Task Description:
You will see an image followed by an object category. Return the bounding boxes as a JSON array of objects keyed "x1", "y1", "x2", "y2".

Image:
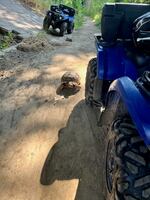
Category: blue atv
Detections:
[
  {"x1": 85, "y1": 3, "x2": 150, "y2": 199},
  {"x1": 43, "y1": 4, "x2": 75, "y2": 36}
]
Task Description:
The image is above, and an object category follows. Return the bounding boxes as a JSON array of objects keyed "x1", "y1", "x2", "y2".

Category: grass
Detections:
[{"x1": 0, "y1": 32, "x2": 14, "y2": 50}]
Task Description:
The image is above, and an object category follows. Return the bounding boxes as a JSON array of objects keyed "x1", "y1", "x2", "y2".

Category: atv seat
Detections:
[
  {"x1": 50, "y1": 5, "x2": 59, "y2": 12},
  {"x1": 101, "y1": 3, "x2": 150, "y2": 43},
  {"x1": 59, "y1": 4, "x2": 75, "y2": 17}
]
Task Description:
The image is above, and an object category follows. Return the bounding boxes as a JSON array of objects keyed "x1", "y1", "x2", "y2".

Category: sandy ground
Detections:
[{"x1": 0, "y1": 15, "x2": 106, "y2": 200}]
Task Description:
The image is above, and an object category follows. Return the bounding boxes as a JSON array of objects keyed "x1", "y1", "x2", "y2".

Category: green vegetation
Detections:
[
  {"x1": 0, "y1": 32, "x2": 14, "y2": 50},
  {"x1": 85, "y1": 0, "x2": 113, "y2": 25},
  {"x1": 85, "y1": 0, "x2": 149, "y2": 25},
  {"x1": 23, "y1": 0, "x2": 150, "y2": 28},
  {"x1": 115, "y1": 0, "x2": 149, "y2": 2}
]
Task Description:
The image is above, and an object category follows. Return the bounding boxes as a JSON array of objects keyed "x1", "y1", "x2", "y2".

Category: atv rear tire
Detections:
[
  {"x1": 43, "y1": 16, "x2": 51, "y2": 31},
  {"x1": 105, "y1": 117, "x2": 150, "y2": 200},
  {"x1": 85, "y1": 58, "x2": 97, "y2": 105},
  {"x1": 59, "y1": 22, "x2": 67, "y2": 36},
  {"x1": 67, "y1": 22, "x2": 74, "y2": 34}
]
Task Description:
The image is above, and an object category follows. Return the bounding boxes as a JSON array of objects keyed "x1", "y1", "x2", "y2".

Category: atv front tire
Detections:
[
  {"x1": 67, "y1": 22, "x2": 74, "y2": 34},
  {"x1": 105, "y1": 117, "x2": 150, "y2": 200},
  {"x1": 85, "y1": 58, "x2": 97, "y2": 105},
  {"x1": 59, "y1": 22, "x2": 67, "y2": 36},
  {"x1": 43, "y1": 16, "x2": 51, "y2": 31}
]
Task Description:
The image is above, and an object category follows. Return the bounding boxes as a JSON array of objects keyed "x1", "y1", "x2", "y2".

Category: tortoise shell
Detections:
[{"x1": 61, "y1": 72, "x2": 81, "y2": 85}]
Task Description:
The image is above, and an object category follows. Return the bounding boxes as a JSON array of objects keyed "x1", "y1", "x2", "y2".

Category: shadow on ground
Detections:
[
  {"x1": 56, "y1": 85, "x2": 81, "y2": 98},
  {"x1": 40, "y1": 100, "x2": 105, "y2": 200}
]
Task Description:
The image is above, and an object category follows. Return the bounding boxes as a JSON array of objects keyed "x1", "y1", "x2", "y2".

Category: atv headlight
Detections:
[{"x1": 59, "y1": 16, "x2": 63, "y2": 20}]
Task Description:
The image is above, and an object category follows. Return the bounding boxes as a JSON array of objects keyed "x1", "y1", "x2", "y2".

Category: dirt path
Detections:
[
  {"x1": 0, "y1": 18, "x2": 105, "y2": 200},
  {"x1": 0, "y1": 0, "x2": 42, "y2": 37}
]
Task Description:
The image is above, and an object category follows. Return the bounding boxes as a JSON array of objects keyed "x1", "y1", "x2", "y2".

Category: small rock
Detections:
[
  {"x1": 14, "y1": 35, "x2": 23, "y2": 42},
  {"x1": 0, "y1": 27, "x2": 9, "y2": 35},
  {"x1": 12, "y1": 30, "x2": 20, "y2": 35},
  {"x1": 66, "y1": 37, "x2": 72, "y2": 42}
]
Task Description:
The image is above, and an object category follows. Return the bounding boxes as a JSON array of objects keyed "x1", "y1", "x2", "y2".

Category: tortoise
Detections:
[{"x1": 56, "y1": 71, "x2": 81, "y2": 97}]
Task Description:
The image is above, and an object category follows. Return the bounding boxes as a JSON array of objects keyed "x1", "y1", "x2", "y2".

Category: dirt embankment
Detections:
[{"x1": 0, "y1": 18, "x2": 105, "y2": 200}]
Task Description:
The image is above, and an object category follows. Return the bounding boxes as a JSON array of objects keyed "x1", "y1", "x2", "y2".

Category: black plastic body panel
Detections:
[{"x1": 101, "y1": 3, "x2": 150, "y2": 42}]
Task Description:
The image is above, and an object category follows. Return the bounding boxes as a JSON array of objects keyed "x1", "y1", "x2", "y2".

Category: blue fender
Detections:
[
  {"x1": 61, "y1": 13, "x2": 74, "y2": 22},
  {"x1": 96, "y1": 42, "x2": 138, "y2": 81},
  {"x1": 68, "y1": 16, "x2": 74, "y2": 22},
  {"x1": 109, "y1": 77, "x2": 150, "y2": 146}
]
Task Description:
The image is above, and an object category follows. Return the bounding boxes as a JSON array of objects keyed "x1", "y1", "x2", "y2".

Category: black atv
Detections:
[{"x1": 43, "y1": 4, "x2": 75, "y2": 36}]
